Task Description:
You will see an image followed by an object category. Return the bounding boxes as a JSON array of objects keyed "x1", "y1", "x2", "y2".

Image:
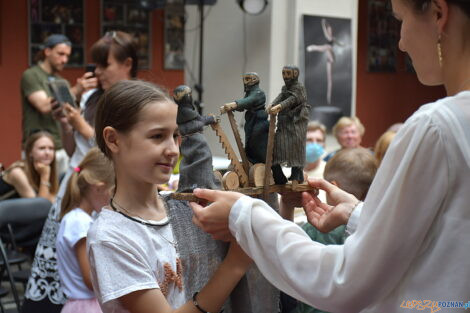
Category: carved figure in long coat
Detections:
[
  {"x1": 174, "y1": 85, "x2": 220, "y2": 192},
  {"x1": 267, "y1": 66, "x2": 310, "y2": 184},
  {"x1": 221, "y1": 72, "x2": 269, "y2": 164}
]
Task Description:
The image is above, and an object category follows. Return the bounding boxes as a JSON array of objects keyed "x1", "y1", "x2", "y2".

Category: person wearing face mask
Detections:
[
  {"x1": 191, "y1": 0, "x2": 470, "y2": 311},
  {"x1": 267, "y1": 66, "x2": 310, "y2": 184},
  {"x1": 304, "y1": 121, "x2": 327, "y2": 179},
  {"x1": 221, "y1": 72, "x2": 269, "y2": 165},
  {"x1": 279, "y1": 121, "x2": 327, "y2": 224},
  {"x1": 323, "y1": 116, "x2": 365, "y2": 162}
]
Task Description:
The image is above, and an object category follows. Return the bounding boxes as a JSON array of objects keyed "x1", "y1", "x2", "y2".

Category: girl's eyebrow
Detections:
[{"x1": 147, "y1": 126, "x2": 179, "y2": 133}]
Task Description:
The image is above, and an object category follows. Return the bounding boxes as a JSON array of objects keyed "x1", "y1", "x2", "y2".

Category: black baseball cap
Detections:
[{"x1": 43, "y1": 34, "x2": 72, "y2": 49}]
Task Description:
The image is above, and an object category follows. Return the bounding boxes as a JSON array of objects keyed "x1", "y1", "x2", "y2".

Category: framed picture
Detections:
[
  {"x1": 101, "y1": 0, "x2": 152, "y2": 69},
  {"x1": 367, "y1": 0, "x2": 400, "y2": 72},
  {"x1": 28, "y1": 0, "x2": 85, "y2": 67},
  {"x1": 164, "y1": 2, "x2": 184, "y2": 70},
  {"x1": 304, "y1": 15, "x2": 353, "y2": 118}
]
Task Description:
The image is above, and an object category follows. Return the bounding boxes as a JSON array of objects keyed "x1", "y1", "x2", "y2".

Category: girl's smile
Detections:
[{"x1": 114, "y1": 100, "x2": 180, "y2": 186}]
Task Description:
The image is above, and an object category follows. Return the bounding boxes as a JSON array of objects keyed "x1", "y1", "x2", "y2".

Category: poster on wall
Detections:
[
  {"x1": 367, "y1": 0, "x2": 400, "y2": 72},
  {"x1": 29, "y1": 0, "x2": 85, "y2": 67},
  {"x1": 303, "y1": 15, "x2": 352, "y2": 126},
  {"x1": 101, "y1": 0, "x2": 152, "y2": 69}
]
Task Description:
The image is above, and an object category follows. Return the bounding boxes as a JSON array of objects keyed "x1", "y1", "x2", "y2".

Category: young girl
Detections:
[
  {"x1": 23, "y1": 30, "x2": 140, "y2": 313},
  {"x1": 89, "y1": 80, "x2": 252, "y2": 313},
  {"x1": 56, "y1": 148, "x2": 114, "y2": 313},
  {"x1": 0, "y1": 131, "x2": 58, "y2": 201}
]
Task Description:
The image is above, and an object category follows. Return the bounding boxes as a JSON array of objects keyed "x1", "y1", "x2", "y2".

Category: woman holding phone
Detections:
[{"x1": 22, "y1": 31, "x2": 139, "y2": 313}]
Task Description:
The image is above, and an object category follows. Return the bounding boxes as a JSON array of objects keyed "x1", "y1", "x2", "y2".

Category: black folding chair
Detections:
[
  {"x1": 0, "y1": 238, "x2": 21, "y2": 312},
  {"x1": 0, "y1": 198, "x2": 51, "y2": 254},
  {"x1": 0, "y1": 197, "x2": 51, "y2": 311}
]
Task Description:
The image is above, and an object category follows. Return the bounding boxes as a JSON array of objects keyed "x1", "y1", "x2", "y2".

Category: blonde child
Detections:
[
  {"x1": 56, "y1": 148, "x2": 114, "y2": 313},
  {"x1": 89, "y1": 80, "x2": 252, "y2": 313}
]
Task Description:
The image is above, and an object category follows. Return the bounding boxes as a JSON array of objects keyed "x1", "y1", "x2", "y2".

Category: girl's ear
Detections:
[
  {"x1": 103, "y1": 126, "x2": 120, "y2": 154},
  {"x1": 433, "y1": 0, "x2": 449, "y2": 34},
  {"x1": 124, "y1": 57, "x2": 132, "y2": 71}
]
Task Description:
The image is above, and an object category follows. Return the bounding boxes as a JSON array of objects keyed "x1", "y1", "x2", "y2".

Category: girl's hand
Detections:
[
  {"x1": 34, "y1": 162, "x2": 51, "y2": 180},
  {"x1": 190, "y1": 188, "x2": 244, "y2": 241}
]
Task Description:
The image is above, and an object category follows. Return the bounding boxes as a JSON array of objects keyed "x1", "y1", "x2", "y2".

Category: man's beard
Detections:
[{"x1": 50, "y1": 63, "x2": 63, "y2": 73}]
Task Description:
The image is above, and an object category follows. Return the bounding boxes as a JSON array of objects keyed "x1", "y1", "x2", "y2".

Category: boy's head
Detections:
[{"x1": 324, "y1": 147, "x2": 377, "y2": 201}]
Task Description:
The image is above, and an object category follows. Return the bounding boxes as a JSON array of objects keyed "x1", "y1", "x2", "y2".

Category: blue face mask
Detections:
[{"x1": 306, "y1": 142, "x2": 325, "y2": 163}]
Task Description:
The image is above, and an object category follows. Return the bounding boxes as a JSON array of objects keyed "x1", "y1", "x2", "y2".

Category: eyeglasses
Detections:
[{"x1": 105, "y1": 31, "x2": 125, "y2": 47}]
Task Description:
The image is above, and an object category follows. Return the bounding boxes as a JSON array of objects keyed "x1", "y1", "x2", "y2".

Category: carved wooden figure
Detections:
[
  {"x1": 174, "y1": 85, "x2": 221, "y2": 192},
  {"x1": 221, "y1": 72, "x2": 269, "y2": 165},
  {"x1": 267, "y1": 65, "x2": 310, "y2": 184}
]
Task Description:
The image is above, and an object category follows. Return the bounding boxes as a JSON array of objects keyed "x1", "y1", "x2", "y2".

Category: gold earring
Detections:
[{"x1": 437, "y1": 34, "x2": 443, "y2": 67}]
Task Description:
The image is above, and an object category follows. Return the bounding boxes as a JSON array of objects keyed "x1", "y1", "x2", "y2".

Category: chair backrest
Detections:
[{"x1": 0, "y1": 198, "x2": 51, "y2": 249}]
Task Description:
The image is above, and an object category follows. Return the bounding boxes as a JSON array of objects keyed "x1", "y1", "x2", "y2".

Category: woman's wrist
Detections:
[
  {"x1": 342, "y1": 201, "x2": 361, "y2": 223},
  {"x1": 40, "y1": 172, "x2": 51, "y2": 182},
  {"x1": 40, "y1": 180, "x2": 51, "y2": 188}
]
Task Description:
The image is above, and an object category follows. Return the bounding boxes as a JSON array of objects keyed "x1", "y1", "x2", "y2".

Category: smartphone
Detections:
[
  {"x1": 85, "y1": 64, "x2": 96, "y2": 76},
  {"x1": 49, "y1": 79, "x2": 77, "y2": 108}
]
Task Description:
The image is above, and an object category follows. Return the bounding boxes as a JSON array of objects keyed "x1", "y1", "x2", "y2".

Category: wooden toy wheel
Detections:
[
  {"x1": 222, "y1": 171, "x2": 240, "y2": 190},
  {"x1": 249, "y1": 163, "x2": 273, "y2": 187},
  {"x1": 213, "y1": 170, "x2": 223, "y2": 187}
]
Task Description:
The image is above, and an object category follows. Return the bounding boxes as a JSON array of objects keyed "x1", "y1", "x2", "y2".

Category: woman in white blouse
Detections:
[{"x1": 191, "y1": 0, "x2": 470, "y2": 312}]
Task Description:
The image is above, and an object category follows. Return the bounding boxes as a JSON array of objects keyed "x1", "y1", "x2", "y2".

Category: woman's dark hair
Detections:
[
  {"x1": 94, "y1": 80, "x2": 172, "y2": 158},
  {"x1": 91, "y1": 31, "x2": 139, "y2": 78},
  {"x1": 406, "y1": 0, "x2": 470, "y2": 17}
]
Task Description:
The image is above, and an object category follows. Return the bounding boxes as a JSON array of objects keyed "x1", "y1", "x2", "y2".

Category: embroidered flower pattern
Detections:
[{"x1": 159, "y1": 258, "x2": 183, "y2": 297}]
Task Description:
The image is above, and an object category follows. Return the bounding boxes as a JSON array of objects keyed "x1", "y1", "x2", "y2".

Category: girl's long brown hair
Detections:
[
  {"x1": 23, "y1": 131, "x2": 59, "y2": 195},
  {"x1": 60, "y1": 148, "x2": 114, "y2": 220}
]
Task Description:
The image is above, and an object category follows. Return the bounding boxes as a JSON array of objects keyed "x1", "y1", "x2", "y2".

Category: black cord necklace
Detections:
[{"x1": 109, "y1": 197, "x2": 170, "y2": 227}]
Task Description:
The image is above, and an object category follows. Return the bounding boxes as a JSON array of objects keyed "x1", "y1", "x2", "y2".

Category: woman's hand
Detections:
[
  {"x1": 63, "y1": 103, "x2": 82, "y2": 128},
  {"x1": 34, "y1": 162, "x2": 51, "y2": 180},
  {"x1": 51, "y1": 103, "x2": 70, "y2": 125},
  {"x1": 190, "y1": 188, "x2": 244, "y2": 241},
  {"x1": 73, "y1": 72, "x2": 98, "y2": 97},
  {"x1": 63, "y1": 103, "x2": 94, "y2": 139},
  {"x1": 302, "y1": 178, "x2": 359, "y2": 233}
]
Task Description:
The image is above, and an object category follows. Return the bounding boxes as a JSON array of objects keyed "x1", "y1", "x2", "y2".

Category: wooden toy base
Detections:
[{"x1": 170, "y1": 182, "x2": 317, "y2": 202}]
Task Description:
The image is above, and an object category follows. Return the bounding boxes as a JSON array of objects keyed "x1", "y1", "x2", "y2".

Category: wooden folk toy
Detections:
[
  {"x1": 173, "y1": 85, "x2": 221, "y2": 193},
  {"x1": 267, "y1": 65, "x2": 310, "y2": 186},
  {"x1": 171, "y1": 68, "x2": 315, "y2": 202},
  {"x1": 221, "y1": 72, "x2": 269, "y2": 166}
]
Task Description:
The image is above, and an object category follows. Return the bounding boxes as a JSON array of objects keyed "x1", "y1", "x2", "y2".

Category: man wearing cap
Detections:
[{"x1": 20, "y1": 34, "x2": 94, "y2": 174}]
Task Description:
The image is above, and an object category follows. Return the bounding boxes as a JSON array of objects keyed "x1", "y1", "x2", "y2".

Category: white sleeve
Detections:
[
  {"x1": 88, "y1": 241, "x2": 159, "y2": 304},
  {"x1": 228, "y1": 114, "x2": 448, "y2": 312},
  {"x1": 345, "y1": 202, "x2": 362, "y2": 237},
  {"x1": 62, "y1": 213, "x2": 92, "y2": 248}
]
